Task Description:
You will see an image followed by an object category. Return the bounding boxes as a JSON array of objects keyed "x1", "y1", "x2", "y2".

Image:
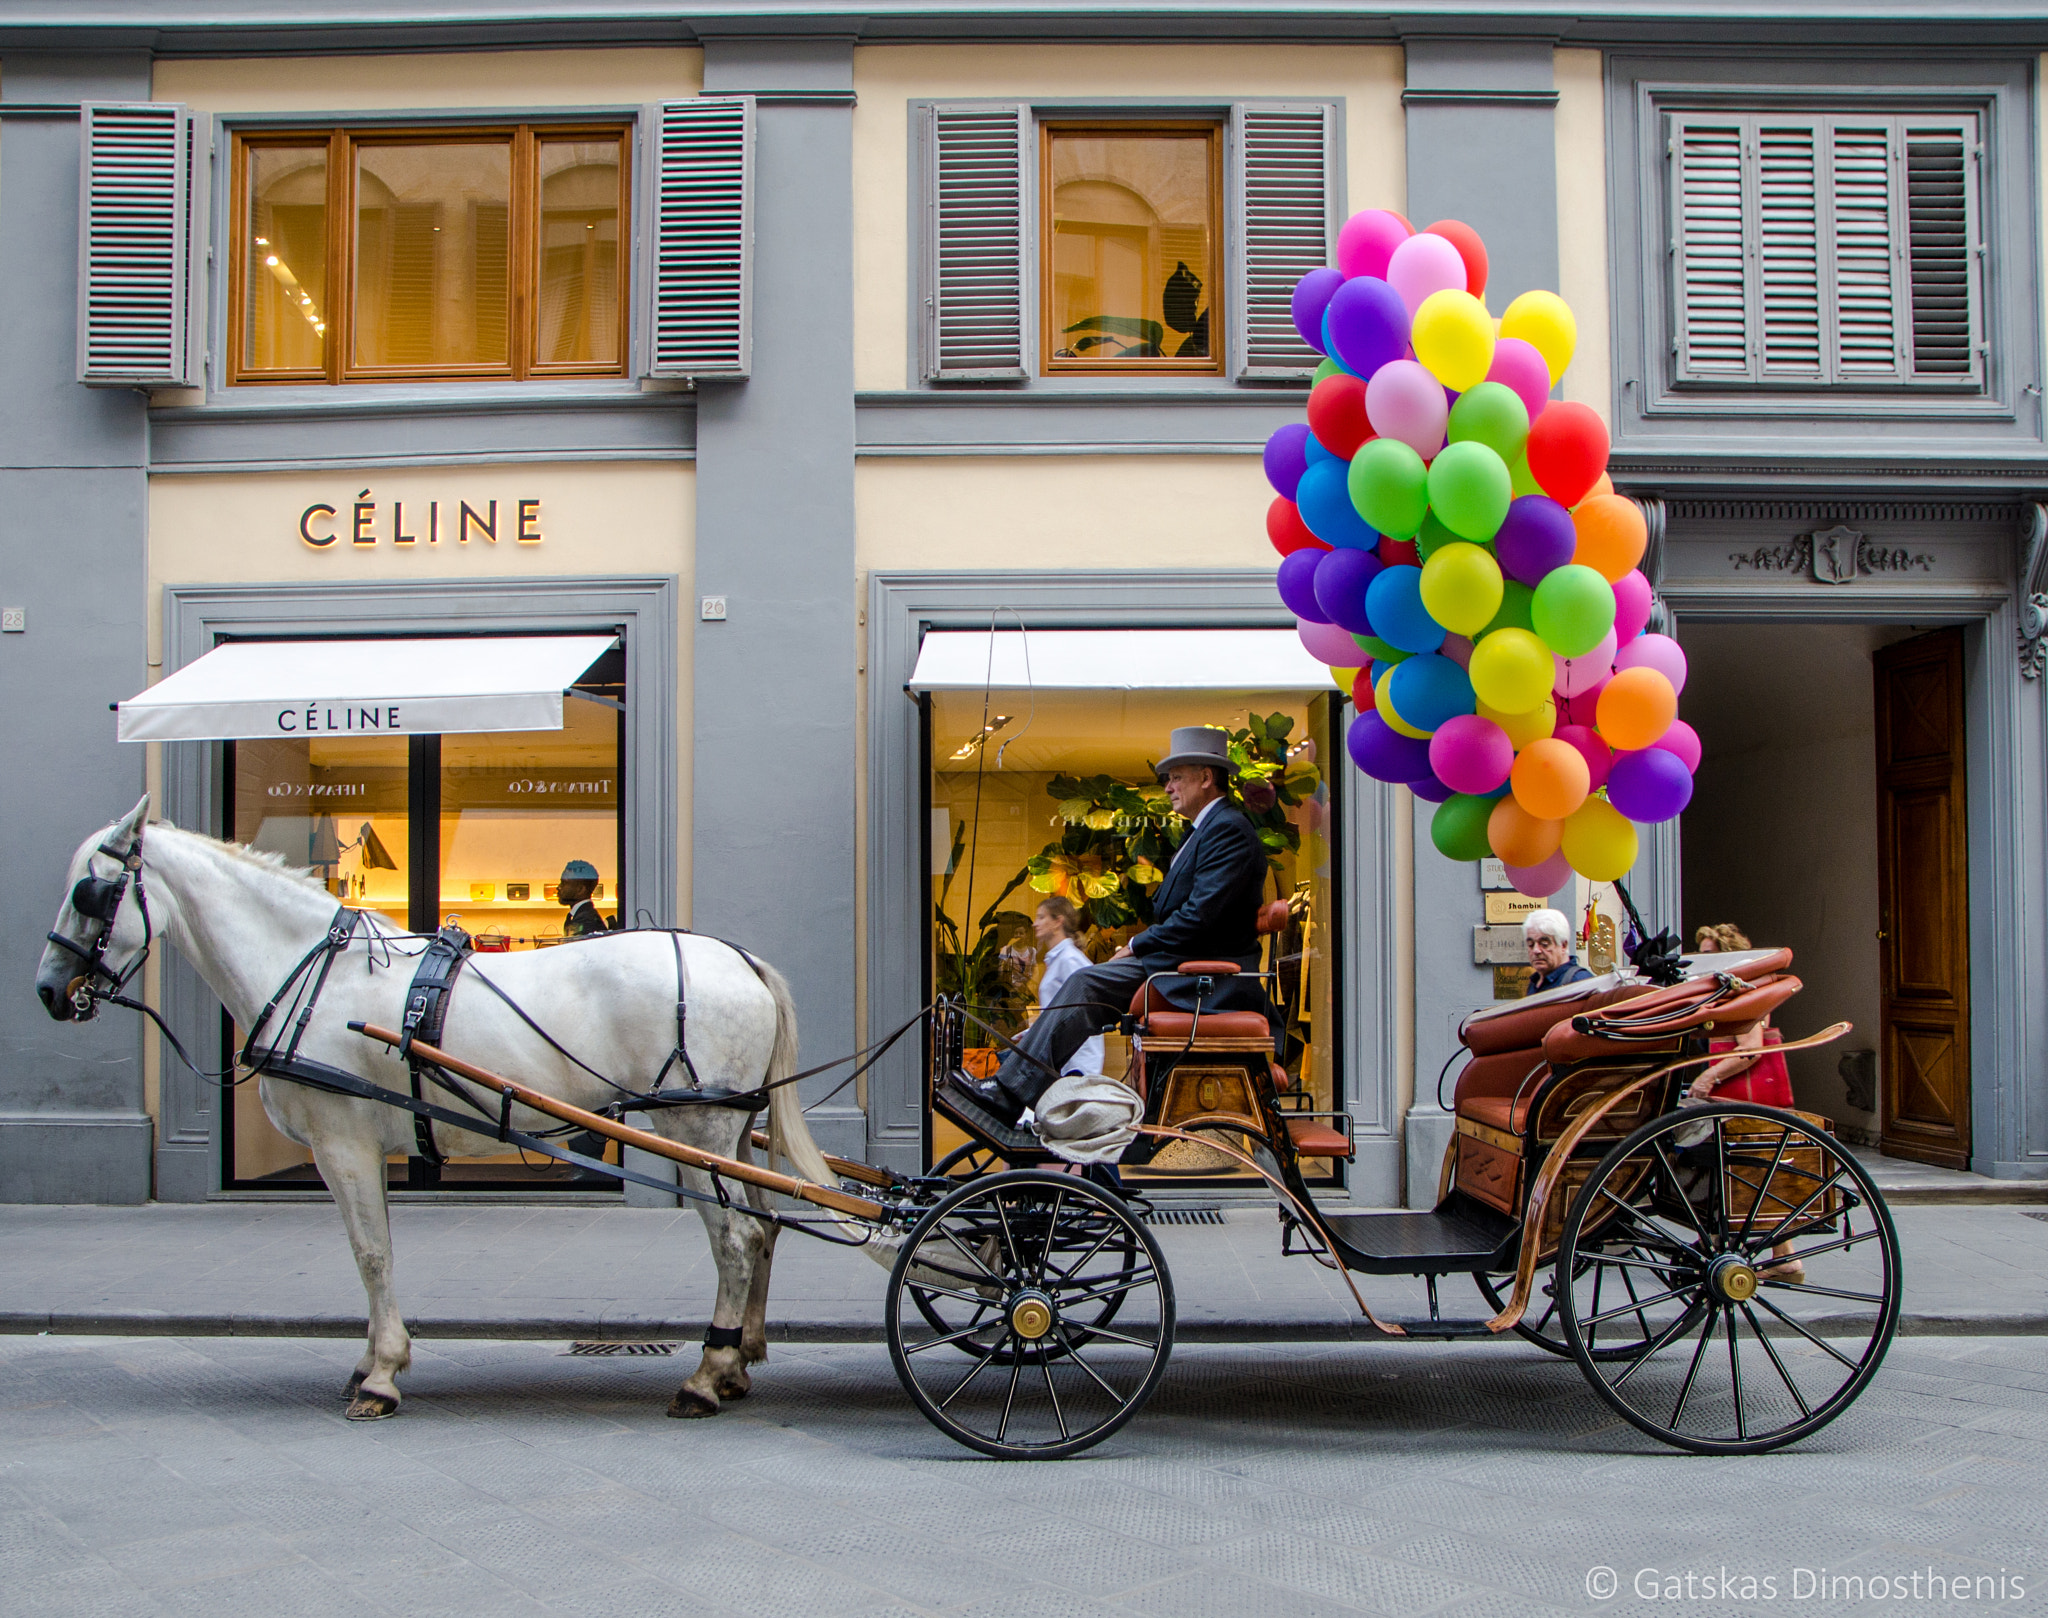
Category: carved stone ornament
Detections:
[
  {"x1": 2021, "y1": 503, "x2": 2048, "y2": 681},
  {"x1": 1728, "y1": 527, "x2": 1934, "y2": 583}
]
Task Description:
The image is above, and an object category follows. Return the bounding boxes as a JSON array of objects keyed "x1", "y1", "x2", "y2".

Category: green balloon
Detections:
[
  {"x1": 1447, "y1": 381, "x2": 1531, "y2": 462},
  {"x1": 1413, "y1": 509, "x2": 1459, "y2": 561},
  {"x1": 1432, "y1": 793, "x2": 1497, "y2": 862},
  {"x1": 1352, "y1": 634, "x2": 1408, "y2": 664},
  {"x1": 1508, "y1": 447, "x2": 1543, "y2": 499},
  {"x1": 1348, "y1": 437, "x2": 1429, "y2": 538},
  {"x1": 1426, "y1": 440, "x2": 1512, "y2": 542},
  {"x1": 1313, "y1": 356, "x2": 1344, "y2": 385},
  {"x1": 1531, "y1": 563, "x2": 1618, "y2": 658},
  {"x1": 1481, "y1": 577, "x2": 1535, "y2": 636}
]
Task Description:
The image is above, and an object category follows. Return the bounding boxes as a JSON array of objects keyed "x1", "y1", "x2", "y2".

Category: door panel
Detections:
[{"x1": 1873, "y1": 627, "x2": 1970, "y2": 1169}]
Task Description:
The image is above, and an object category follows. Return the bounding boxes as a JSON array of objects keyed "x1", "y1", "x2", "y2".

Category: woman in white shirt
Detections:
[{"x1": 1033, "y1": 896, "x2": 1105, "y2": 1078}]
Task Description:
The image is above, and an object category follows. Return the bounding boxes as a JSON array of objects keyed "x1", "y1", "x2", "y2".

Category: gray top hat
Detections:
[
  {"x1": 1155, "y1": 726, "x2": 1239, "y2": 780},
  {"x1": 560, "y1": 859, "x2": 600, "y2": 882}
]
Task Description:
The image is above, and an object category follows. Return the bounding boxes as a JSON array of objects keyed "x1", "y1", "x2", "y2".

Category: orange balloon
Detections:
[
  {"x1": 1488, "y1": 795, "x2": 1564, "y2": 867},
  {"x1": 1585, "y1": 471, "x2": 1614, "y2": 501},
  {"x1": 1571, "y1": 494, "x2": 1648, "y2": 583},
  {"x1": 1510, "y1": 736, "x2": 1592, "y2": 820},
  {"x1": 1597, "y1": 666, "x2": 1679, "y2": 750}
]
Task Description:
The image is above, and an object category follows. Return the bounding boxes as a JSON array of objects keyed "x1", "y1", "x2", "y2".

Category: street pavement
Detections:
[{"x1": 0, "y1": 1331, "x2": 2041, "y2": 1617}]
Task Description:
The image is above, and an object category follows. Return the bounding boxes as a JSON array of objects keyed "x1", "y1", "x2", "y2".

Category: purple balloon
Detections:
[
  {"x1": 1264, "y1": 423, "x2": 1312, "y2": 501},
  {"x1": 1407, "y1": 772, "x2": 1455, "y2": 803},
  {"x1": 1494, "y1": 495, "x2": 1578, "y2": 586},
  {"x1": 1277, "y1": 548, "x2": 1330, "y2": 623},
  {"x1": 1606, "y1": 746, "x2": 1695, "y2": 824},
  {"x1": 1312, "y1": 545, "x2": 1382, "y2": 635},
  {"x1": 1347, "y1": 711, "x2": 1432, "y2": 785},
  {"x1": 1324, "y1": 276, "x2": 1411, "y2": 380},
  {"x1": 1291, "y1": 267, "x2": 1346, "y2": 353}
]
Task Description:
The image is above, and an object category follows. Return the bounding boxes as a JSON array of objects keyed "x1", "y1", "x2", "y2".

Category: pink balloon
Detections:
[
  {"x1": 1337, "y1": 209, "x2": 1412, "y2": 280},
  {"x1": 1298, "y1": 617, "x2": 1367, "y2": 666},
  {"x1": 1428, "y1": 713, "x2": 1514, "y2": 795},
  {"x1": 1553, "y1": 627, "x2": 1617, "y2": 697},
  {"x1": 1614, "y1": 631, "x2": 1688, "y2": 694},
  {"x1": 1364, "y1": 359, "x2": 1450, "y2": 457},
  {"x1": 1612, "y1": 569, "x2": 1654, "y2": 642},
  {"x1": 1486, "y1": 337, "x2": 1551, "y2": 422},
  {"x1": 1652, "y1": 718, "x2": 1702, "y2": 773},
  {"x1": 1554, "y1": 723, "x2": 1614, "y2": 792},
  {"x1": 1505, "y1": 847, "x2": 1572, "y2": 900},
  {"x1": 1385, "y1": 231, "x2": 1468, "y2": 316},
  {"x1": 1554, "y1": 675, "x2": 1609, "y2": 729}
]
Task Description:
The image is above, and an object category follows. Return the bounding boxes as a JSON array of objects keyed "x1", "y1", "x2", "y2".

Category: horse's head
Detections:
[{"x1": 36, "y1": 795, "x2": 153, "y2": 1022}]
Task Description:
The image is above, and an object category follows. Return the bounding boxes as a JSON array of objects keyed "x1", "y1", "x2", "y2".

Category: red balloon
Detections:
[
  {"x1": 1423, "y1": 218, "x2": 1488, "y2": 297},
  {"x1": 1306, "y1": 373, "x2": 1375, "y2": 458},
  {"x1": 1351, "y1": 667, "x2": 1377, "y2": 714},
  {"x1": 1378, "y1": 535, "x2": 1420, "y2": 568},
  {"x1": 1268, "y1": 496, "x2": 1328, "y2": 557},
  {"x1": 1525, "y1": 401, "x2": 1610, "y2": 508}
]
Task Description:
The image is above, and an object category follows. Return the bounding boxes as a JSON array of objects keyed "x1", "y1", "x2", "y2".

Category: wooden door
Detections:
[{"x1": 1873, "y1": 627, "x2": 1971, "y2": 1169}]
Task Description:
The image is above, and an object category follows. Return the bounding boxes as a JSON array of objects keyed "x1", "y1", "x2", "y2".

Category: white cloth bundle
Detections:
[{"x1": 1032, "y1": 1074, "x2": 1144, "y2": 1164}]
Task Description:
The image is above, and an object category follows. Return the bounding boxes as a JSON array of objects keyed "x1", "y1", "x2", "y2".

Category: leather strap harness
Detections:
[{"x1": 398, "y1": 922, "x2": 473, "y2": 1166}]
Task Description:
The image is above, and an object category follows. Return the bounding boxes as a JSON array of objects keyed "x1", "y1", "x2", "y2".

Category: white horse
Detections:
[{"x1": 35, "y1": 797, "x2": 847, "y2": 1422}]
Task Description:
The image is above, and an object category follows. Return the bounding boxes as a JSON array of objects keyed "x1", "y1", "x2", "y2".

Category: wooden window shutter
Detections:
[
  {"x1": 926, "y1": 103, "x2": 1027, "y2": 380},
  {"x1": 1756, "y1": 120, "x2": 1823, "y2": 377},
  {"x1": 644, "y1": 97, "x2": 753, "y2": 379},
  {"x1": 1670, "y1": 115, "x2": 1753, "y2": 381},
  {"x1": 1902, "y1": 121, "x2": 1977, "y2": 380},
  {"x1": 1230, "y1": 101, "x2": 1337, "y2": 382},
  {"x1": 77, "y1": 102, "x2": 196, "y2": 387},
  {"x1": 1826, "y1": 122, "x2": 1903, "y2": 379}
]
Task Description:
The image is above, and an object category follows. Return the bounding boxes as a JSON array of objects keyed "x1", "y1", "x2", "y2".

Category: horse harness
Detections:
[{"x1": 397, "y1": 923, "x2": 472, "y2": 1166}]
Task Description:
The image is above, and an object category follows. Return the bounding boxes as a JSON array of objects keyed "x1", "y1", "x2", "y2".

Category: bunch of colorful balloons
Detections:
[{"x1": 1264, "y1": 210, "x2": 1695, "y2": 897}]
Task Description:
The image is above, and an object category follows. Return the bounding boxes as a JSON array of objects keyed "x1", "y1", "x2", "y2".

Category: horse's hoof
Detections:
[
  {"x1": 666, "y1": 1388, "x2": 719, "y2": 1419},
  {"x1": 341, "y1": 1370, "x2": 366, "y2": 1400},
  {"x1": 714, "y1": 1375, "x2": 751, "y2": 1401},
  {"x1": 345, "y1": 1391, "x2": 400, "y2": 1421}
]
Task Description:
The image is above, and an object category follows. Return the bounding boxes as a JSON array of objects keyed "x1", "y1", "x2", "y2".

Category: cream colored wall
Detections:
[
  {"x1": 1553, "y1": 48, "x2": 1612, "y2": 424},
  {"x1": 145, "y1": 462, "x2": 696, "y2": 924},
  {"x1": 851, "y1": 44, "x2": 1408, "y2": 391},
  {"x1": 154, "y1": 47, "x2": 702, "y2": 111}
]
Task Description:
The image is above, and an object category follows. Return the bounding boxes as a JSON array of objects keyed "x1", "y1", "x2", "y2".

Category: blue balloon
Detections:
[
  {"x1": 1303, "y1": 433, "x2": 1337, "y2": 466},
  {"x1": 1387, "y1": 652, "x2": 1477, "y2": 733},
  {"x1": 1276, "y1": 548, "x2": 1329, "y2": 623},
  {"x1": 1320, "y1": 308, "x2": 1361, "y2": 378},
  {"x1": 1364, "y1": 564, "x2": 1446, "y2": 654},
  {"x1": 1312, "y1": 545, "x2": 1382, "y2": 635},
  {"x1": 1294, "y1": 459, "x2": 1378, "y2": 550},
  {"x1": 1263, "y1": 423, "x2": 1312, "y2": 501}
]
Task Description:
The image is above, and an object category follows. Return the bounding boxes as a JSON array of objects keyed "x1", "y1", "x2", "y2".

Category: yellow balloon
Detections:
[
  {"x1": 1328, "y1": 665, "x2": 1361, "y2": 689},
  {"x1": 1561, "y1": 796, "x2": 1639, "y2": 881},
  {"x1": 1468, "y1": 626, "x2": 1553, "y2": 713},
  {"x1": 1419, "y1": 541, "x2": 1505, "y2": 638},
  {"x1": 1500, "y1": 290, "x2": 1578, "y2": 385},
  {"x1": 1477, "y1": 696, "x2": 1556, "y2": 751},
  {"x1": 1411, "y1": 289, "x2": 1496, "y2": 392},
  {"x1": 1376, "y1": 667, "x2": 1430, "y2": 739}
]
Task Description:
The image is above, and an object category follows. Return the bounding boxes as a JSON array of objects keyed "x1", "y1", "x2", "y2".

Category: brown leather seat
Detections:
[
  {"x1": 1138, "y1": 1010, "x2": 1271, "y2": 1039},
  {"x1": 1285, "y1": 1117, "x2": 1354, "y2": 1158},
  {"x1": 1543, "y1": 971, "x2": 1802, "y2": 1064},
  {"x1": 1459, "y1": 1094, "x2": 1533, "y2": 1134}
]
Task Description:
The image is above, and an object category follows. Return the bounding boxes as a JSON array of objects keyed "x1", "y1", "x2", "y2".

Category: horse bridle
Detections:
[{"x1": 46, "y1": 826, "x2": 152, "y2": 1018}]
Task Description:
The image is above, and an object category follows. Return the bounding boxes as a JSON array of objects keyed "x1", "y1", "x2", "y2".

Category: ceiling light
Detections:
[{"x1": 949, "y1": 716, "x2": 1013, "y2": 761}]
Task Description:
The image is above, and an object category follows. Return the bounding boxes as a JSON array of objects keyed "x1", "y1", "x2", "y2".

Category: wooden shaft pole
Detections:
[{"x1": 352, "y1": 1023, "x2": 886, "y2": 1221}]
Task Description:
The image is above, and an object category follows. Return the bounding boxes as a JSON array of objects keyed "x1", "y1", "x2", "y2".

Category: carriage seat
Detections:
[{"x1": 1128, "y1": 962, "x2": 1271, "y2": 1039}]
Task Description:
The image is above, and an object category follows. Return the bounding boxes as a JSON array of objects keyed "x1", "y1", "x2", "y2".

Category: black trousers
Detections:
[{"x1": 995, "y1": 957, "x2": 1151, "y2": 1109}]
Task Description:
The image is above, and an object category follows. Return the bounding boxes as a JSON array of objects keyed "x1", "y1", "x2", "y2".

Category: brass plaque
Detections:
[
  {"x1": 1492, "y1": 966, "x2": 1529, "y2": 1001},
  {"x1": 1484, "y1": 891, "x2": 1542, "y2": 925}
]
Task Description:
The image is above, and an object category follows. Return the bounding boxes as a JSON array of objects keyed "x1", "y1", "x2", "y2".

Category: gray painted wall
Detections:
[
  {"x1": 0, "y1": 58, "x2": 154, "y2": 1203},
  {"x1": 691, "y1": 39, "x2": 864, "y2": 1159}
]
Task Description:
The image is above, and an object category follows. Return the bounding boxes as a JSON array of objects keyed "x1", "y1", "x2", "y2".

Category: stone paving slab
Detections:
[
  {"x1": 0, "y1": 1333, "x2": 2041, "y2": 1617},
  {"x1": 0, "y1": 1200, "x2": 2041, "y2": 1341}
]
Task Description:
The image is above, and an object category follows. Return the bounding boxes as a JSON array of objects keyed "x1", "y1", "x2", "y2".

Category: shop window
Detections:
[
  {"x1": 232, "y1": 125, "x2": 627, "y2": 384},
  {"x1": 223, "y1": 651, "x2": 625, "y2": 1190},
  {"x1": 927, "y1": 691, "x2": 1340, "y2": 1182},
  {"x1": 1042, "y1": 124, "x2": 1221, "y2": 374}
]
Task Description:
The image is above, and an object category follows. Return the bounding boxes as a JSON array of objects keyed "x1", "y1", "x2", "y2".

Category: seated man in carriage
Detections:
[{"x1": 945, "y1": 726, "x2": 1272, "y2": 1129}]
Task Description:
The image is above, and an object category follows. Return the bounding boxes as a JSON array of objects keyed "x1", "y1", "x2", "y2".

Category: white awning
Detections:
[
  {"x1": 907, "y1": 629, "x2": 1335, "y2": 693},
  {"x1": 117, "y1": 636, "x2": 619, "y2": 743}
]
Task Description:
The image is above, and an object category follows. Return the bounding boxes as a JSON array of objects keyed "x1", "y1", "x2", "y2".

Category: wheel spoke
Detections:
[
  {"x1": 1754, "y1": 1162, "x2": 1849, "y2": 1248},
  {"x1": 1584, "y1": 1282, "x2": 1695, "y2": 1328},
  {"x1": 1579, "y1": 1247, "x2": 1696, "y2": 1275},
  {"x1": 992, "y1": 1193, "x2": 1023, "y2": 1276},
  {"x1": 1669, "y1": 1307, "x2": 1718, "y2": 1430},
  {"x1": 1048, "y1": 1218, "x2": 1121, "y2": 1285},
  {"x1": 1737, "y1": 1125, "x2": 1795, "y2": 1244},
  {"x1": 1711, "y1": 1120, "x2": 1731, "y2": 1248},
  {"x1": 935, "y1": 1224, "x2": 1006, "y2": 1287},
  {"x1": 1586, "y1": 1248, "x2": 1607, "y2": 1356},
  {"x1": 909, "y1": 1280, "x2": 999, "y2": 1309},
  {"x1": 1748, "y1": 1291, "x2": 1862, "y2": 1371},
  {"x1": 903, "y1": 1319, "x2": 1000, "y2": 1355},
  {"x1": 1610, "y1": 1305, "x2": 1708, "y2": 1391},
  {"x1": 1650, "y1": 1138, "x2": 1712, "y2": 1243},
  {"x1": 1049, "y1": 1324, "x2": 1126, "y2": 1402},
  {"x1": 1760, "y1": 1280, "x2": 1886, "y2": 1304},
  {"x1": 1750, "y1": 1228, "x2": 1884, "y2": 1268},
  {"x1": 1049, "y1": 1270, "x2": 1159, "y2": 1310},
  {"x1": 1592, "y1": 1187, "x2": 1697, "y2": 1255},
  {"x1": 994, "y1": 1351, "x2": 1024, "y2": 1441},
  {"x1": 1067, "y1": 1321, "x2": 1162, "y2": 1350},
  {"x1": 1618, "y1": 1256, "x2": 1654, "y2": 1346},
  {"x1": 1740, "y1": 1302, "x2": 1812, "y2": 1417},
  {"x1": 937, "y1": 1343, "x2": 1002, "y2": 1410},
  {"x1": 1039, "y1": 1356, "x2": 1070, "y2": 1442},
  {"x1": 1726, "y1": 1307, "x2": 1747, "y2": 1442},
  {"x1": 1037, "y1": 1187, "x2": 1066, "y2": 1283}
]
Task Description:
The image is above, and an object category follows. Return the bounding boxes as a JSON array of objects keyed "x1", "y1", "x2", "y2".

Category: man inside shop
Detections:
[
  {"x1": 944, "y1": 726, "x2": 1269, "y2": 1129},
  {"x1": 559, "y1": 859, "x2": 617, "y2": 938}
]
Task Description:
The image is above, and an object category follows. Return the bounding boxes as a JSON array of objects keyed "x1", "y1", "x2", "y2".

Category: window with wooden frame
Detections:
[
  {"x1": 1041, "y1": 122, "x2": 1223, "y2": 375},
  {"x1": 1668, "y1": 108, "x2": 1982, "y2": 391},
  {"x1": 231, "y1": 124, "x2": 629, "y2": 385}
]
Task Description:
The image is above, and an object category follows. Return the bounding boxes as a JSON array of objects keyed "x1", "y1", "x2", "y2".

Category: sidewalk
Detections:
[{"x1": 2, "y1": 1196, "x2": 2042, "y2": 1341}]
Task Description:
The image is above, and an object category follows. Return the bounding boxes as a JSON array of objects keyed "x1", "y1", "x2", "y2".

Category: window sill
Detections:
[
  {"x1": 882, "y1": 377, "x2": 1307, "y2": 403},
  {"x1": 157, "y1": 378, "x2": 683, "y2": 421}
]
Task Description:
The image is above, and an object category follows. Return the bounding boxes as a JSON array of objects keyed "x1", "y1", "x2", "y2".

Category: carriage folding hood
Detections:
[{"x1": 113, "y1": 636, "x2": 620, "y2": 741}]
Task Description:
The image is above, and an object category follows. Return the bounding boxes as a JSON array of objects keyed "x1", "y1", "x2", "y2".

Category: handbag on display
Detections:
[{"x1": 1706, "y1": 1026, "x2": 1794, "y2": 1107}]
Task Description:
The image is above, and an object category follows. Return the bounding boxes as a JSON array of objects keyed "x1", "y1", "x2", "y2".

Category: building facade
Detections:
[{"x1": 2, "y1": 1, "x2": 2043, "y2": 1207}]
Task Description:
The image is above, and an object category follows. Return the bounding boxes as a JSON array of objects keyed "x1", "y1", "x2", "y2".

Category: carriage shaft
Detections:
[{"x1": 350, "y1": 1024, "x2": 886, "y2": 1220}]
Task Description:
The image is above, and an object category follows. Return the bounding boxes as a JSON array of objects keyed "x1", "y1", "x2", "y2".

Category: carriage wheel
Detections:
[
  {"x1": 886, "y1": 1169, "x2": 1175, "y2": 1460},
  {"x1": 1476, "y1": 1244, "x2": 1707, "y2": 1363},
  {"x1": 930, "y1": 1141, "x2": 1012, "y2": 1178},
  {"x1": 1558, "y1": 1104, "x2": 1900, "y2": 1455}
]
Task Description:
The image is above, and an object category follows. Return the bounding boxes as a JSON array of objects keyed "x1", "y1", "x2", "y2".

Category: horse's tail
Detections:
[{"x1": 753, "y1": 955, "x2": 838, "y2": 1188}]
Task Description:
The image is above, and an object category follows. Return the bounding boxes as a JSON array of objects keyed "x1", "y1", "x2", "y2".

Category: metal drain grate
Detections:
[
  {"x1": 563, "y1": 1341, "x2": 680, "y2": 1356},
  {"x1": 1143, "y1": 1206, "x2": 1226, "y2": 1226},
  {"x1": 2024, "y1": 1211, "x2": 2048, "y2": 1224}
]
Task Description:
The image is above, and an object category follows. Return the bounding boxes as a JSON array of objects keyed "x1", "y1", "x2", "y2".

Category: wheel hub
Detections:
[
  {"x1": 1708, "y1": 1252, "x2": 1758, "y2": 1305},
  {"x1": 1007, "y1": 1288, "x2": 1055, "y2": 1341}
]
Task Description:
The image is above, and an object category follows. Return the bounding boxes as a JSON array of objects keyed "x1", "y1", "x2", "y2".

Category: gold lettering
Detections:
[
  {"x1": 393, "y1": 501, "x2": 416, "y2": 545},
  {"x1": 517, "y1": 498, "x2": 542, "y2": 543},
  {"x1": 352, "y1": 489, "x2": 376, "y2": 546},
  {"x1": 460, "y1": 500, "x2": 497, "y2": 543},
  {"x1": 299, "y1": 503, "x2": 337, "y2": 547}
]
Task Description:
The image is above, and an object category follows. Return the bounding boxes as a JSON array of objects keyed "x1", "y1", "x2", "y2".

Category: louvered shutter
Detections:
[
  {"x1": 1903, "y1": 121, "x2": 1977, "y2": 380},
  {"x1": 1230, "y1": 101, "x2": 1337, "y2": 382},
  {"x1": 1827, "y1": 122, "x2": 1901, "y2": 379},
  {"x1": 643, "y1": 97, "x2": 753, "y2": 379},
  {"x1": 926, "y1": 103, "x2": 1027, "y2": 380},
  {"x1": 1670, "y1": 116, "x2": 1752, "y2": 380},
  {"x1": 1756, "y1": 121, "x2": 1822, "y2": 377},
  {"x1": 77, "y1": 102, "x2": 195, "y2": 386}
]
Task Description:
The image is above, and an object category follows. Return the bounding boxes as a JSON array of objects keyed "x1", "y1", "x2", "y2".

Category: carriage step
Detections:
[
  {"x1": 1383, "y1": 1319, "x2": 1501, "y2": 1341},
  {"x1": 931, "y1": 1078, "x2": 1040, "y2": 1157},
  {"x1": 1320, "y1": 1208, "x2": 1515, "y2": 1274}
]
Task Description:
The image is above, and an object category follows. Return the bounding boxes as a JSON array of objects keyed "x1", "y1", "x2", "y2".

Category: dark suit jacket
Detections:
[{"x1": 1129, "y1": 802, "x2": 1270, "y2": 1012}]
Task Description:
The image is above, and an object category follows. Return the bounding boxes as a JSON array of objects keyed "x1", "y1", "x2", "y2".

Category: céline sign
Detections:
[{"x1": 301, "y1": 490, "x2": 543, "y2": 549}]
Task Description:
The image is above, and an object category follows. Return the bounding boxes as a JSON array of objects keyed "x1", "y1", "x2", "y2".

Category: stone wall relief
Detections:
[{"x1": 1727, "y1": 525, "x2": 1936, "y2": 585}]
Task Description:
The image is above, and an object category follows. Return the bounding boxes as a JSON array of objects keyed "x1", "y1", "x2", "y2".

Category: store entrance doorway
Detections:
[{"x1": 1678, "y1": 620, "x2": 1956, "y2": 1149}]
